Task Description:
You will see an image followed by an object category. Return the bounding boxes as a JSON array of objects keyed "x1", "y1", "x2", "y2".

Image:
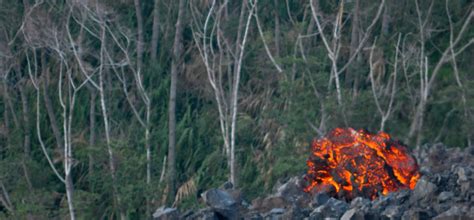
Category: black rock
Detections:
[
  {"x1": 310, "y1": 198, "x2": 349, "y2": 219},
  {"x1": 341, "y1": 208, "x2": 367, "y2": 220},
  {"x1": 401, "y1": 209, "x2": 431, "y2": 220},
  {"x1": 187, "y1": 208, "x2": 220, "y2": 220},
  {"x1": 381, "y1": 205, "x2": 401, "y2": 219},
  {"x1": 201, "y1": 188, "x2": 238, "y2": 219},
  {"x1": 455, "y1": 167, "x2": 470, "y2": 183},
  {"x1": 180, "y1": 210, "x2": 194, "y2": 219},
  {"x1": 274, "y1": 176, "x2": 311, "y2": 208},
  {"x1": 326, "y1": 198, "x2": 349, "y2": 212},
  {"x1": 432, "y1": 206, "x2": 472, "y2": 220},
  {"x1": 311, "y1": 192, "x2": 330, "y2": 208},
  {"x1": 394, "y1": 190, "x2": 411, "y2": 204},
  {"x1": 410, "y1": 177, "x2": 437, "y2": 204},
  {"x1": 263, "y1": 208, "x2": 286, "y2": 220},
  {"x1": 372, "y1": 194, "x2": 394, "y2": 212},
  {"x1": 350, "y1": 197, "x2": 371, "y2": 209},
  {"x1": 152, "y1": 206, "x2": 179, "y2": 220},
  {"x1": 437, "y1": 191, "x2": 454, "y2": 203},
  {"x1": 221, "y1": 181, "x2": 234, "y2": 190},
  {"x1": 243, "y1": 211, "x2": 263, "y2": 220}
]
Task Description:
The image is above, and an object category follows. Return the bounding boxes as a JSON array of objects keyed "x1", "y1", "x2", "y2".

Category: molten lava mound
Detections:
[{"x1": 304, "y1": 128, "x2": 420, "y2": 200}]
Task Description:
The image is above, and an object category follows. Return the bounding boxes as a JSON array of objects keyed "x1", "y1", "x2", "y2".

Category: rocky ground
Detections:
[{"x1": 153, "y1": 144, "x2": 474, "y2": 219}]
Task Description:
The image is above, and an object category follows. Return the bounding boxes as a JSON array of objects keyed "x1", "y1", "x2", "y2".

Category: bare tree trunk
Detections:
[
  {"x1": 310, "y1": 0, "x2": 385, "y2": 107},
  {"x1": 134, "y1": 0, "x2": 144, "y2": 72},
  {"x1": 18, "y1": 82, "x2": 33, "y2": 191},
  {"x1": 20, "y1": 0, "x2": 31, "y2": 163},
  {"x1": 230, "y1": 0, "x2": 255, "y2": 187},
  {"x1": 19, "y1": 84, "x2": 31, "y2": 158},
  {"x1": 406, "y1": 1, "x2": 472, "y2": 146},
  {"x1": 2, "y1": 82, "x2": 19, "y2": 129},
  {"x1": 65, "y1": 172, "x2": 75, "y2": 220},
  {"x1": 41, "y1": 54, "x2": 62, "y2": 153},
  {"x1": 369, "y1": 35, "x2": 400, "y2": 132},
  {"x1": 98, "y1": 21, "x2": 124, "y2": 219},
  {"x1": 192, "y1": 0, "x2": 255, "y2": 187},
  {"x1": 0, "y1": 181, "x2": 14, "y2": 214},
  {"x1": 145, "y1": 103, "x2": 151, "y2": 215},
  {"x1": 2, "y1": 83, "x2": 11, "y2": 148},
  {"x1": 27, "y1": 48, "x2": 73, "y2": 219},
  {"x1": 151, "y1": 0, "x2": 160, "y2": 60},
  {"x1": 134, "y1": 0, "x2": 153, "y2": 215},
  {"x1": 346, "y1": 0, "x2": 360, "y2": 87},
  {"x1": 273, "y1": 0, "x2": 280, "y2": 57},
  {"x1": 167, "y1": 0, "x2": 185, "y2": 203},
  {"x1": 89, "y1": 91, "x2": 96, "y2": 184},
  {"x1": 227, "y1": 0, "x2": 249, "y2": 188},
  {"x1": 381, "y1": 1, "x2": 391, "y2": 36},
  {"x1": 255, "y1": 5, "x2": 282, "y2": 73}
]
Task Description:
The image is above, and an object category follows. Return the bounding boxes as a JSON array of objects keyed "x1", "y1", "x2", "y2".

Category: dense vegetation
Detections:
[{"x1": 0, "y1": 0, "x2": 472, "y2": 218}]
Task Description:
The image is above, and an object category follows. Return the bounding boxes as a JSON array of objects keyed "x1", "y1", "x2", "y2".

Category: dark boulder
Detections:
[
  {"x1": 201, "y1": 189, "x2": 238, "y2": 219},
  {"x1": 152, "y1": 206, "x2": 179, "y2": 220}
]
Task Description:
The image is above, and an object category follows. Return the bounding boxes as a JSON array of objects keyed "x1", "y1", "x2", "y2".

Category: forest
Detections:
[{"x1": 0, "y1": 0, "x2": 472, "y2": 219}]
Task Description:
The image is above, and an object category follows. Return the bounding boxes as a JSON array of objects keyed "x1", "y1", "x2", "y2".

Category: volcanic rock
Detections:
[
  {"x1": 410, "y1": 176, "x2": 437, "y2": 203},
  {"x1": 455, "y1": 167, "x2": 470, "y2": 182},
  {"x1": 262, "y1": 208, "x2": 285, "y2": 219},
  {"x1": 180, "y1": 143, "x2": 474, "y2": 220},
  {"x1": 432, "y1": 205, "x2": 473, "y2": 220},
  {"x1": 201, "y1": 188, "x2": 238, "y2": 219},
  {"x1": 221, "y1": 181, "x2": 233, "y2": 190},
  {"x1": 310, "y1": 197, "x2": 349, "y2": 219},
  {"x1": 187, "y1": 208, "x2": 220, "y2": 220},
  {"x1": 274, "y1": 176, "x2": 310, "y2": 207},
  {"x1": 437, "y1": 191, "x2": 454, "y2": 203},
  {"x1": 251, "y1": 195, "x2": 290, "y2": 213},
  {"x1": 401, "y1": 209, "x2": 431, "y2": 220},
  {"x1": 152, "y1": 206, "x2": 179, "y2": 220},
  {"x1": 371, "y1": 193, "x2": 395, "y2": 212},
  {"x1": 350, "y1": 197, "x2": 371, "y2": 209},
  {"x1": 381, "y1": 205, "x2": 401, "y2": 219},
  {"x1": 340, "y1": 208, "x2": 367, "y2": 220},
  {"x1": 311, "y1": 192, "x2": 330, "y2": 208}
]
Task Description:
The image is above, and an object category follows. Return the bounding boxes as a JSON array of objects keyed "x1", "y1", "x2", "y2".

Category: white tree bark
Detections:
[
  {"x1": 369, "y1": 34, "x2": 401, "y2": 131},
  {"x1": 192, "y1": 0, "x2": 256, "y2": 186},
  {"x1": 407, "y1": 0, "x2": 472, "y2": 145},
  {"x1": 310, "y1": 0, "x2": 385, "y2": 106}
]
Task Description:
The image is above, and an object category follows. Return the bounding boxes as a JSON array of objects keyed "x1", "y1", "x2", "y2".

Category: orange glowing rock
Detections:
[{"x1": 304, "y1": 128, "x2": 420, "y2": 200}]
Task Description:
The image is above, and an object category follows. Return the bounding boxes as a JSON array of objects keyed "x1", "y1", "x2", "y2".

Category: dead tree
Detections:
[
  {"x1": 26, "y1": 47, "x2": 76, "y2": 220},
  {"x1": 192, "y1": 0, "x2": 256, "y2": 186},
  {"x1": 168, "y1": 0, "x2": 186, "y2": 201},
  {"x1": 65, "y1": 2, "x2": 128, "y2": 218},
  {"x1": 406, "y1": 0, "x2": 473, "y2": 146},
  {"x1": 150, "y1": 0, "x2": 160, "y2": 60},
  {"x1": 368, "y1": 35, "x2": 401, "y2": 131},
  {"x1": 309, "y1": 0, "x2": 385, "y2": 107}
]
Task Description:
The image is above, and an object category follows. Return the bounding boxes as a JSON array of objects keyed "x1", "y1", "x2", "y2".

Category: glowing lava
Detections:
[{"x1": 304, "y1": 128, "x2": 420, "y2": 200}]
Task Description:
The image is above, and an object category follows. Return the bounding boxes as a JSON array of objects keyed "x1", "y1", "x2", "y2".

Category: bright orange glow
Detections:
[{"x1": 304, "y1": 128, "x2": 420, "y2": 200}]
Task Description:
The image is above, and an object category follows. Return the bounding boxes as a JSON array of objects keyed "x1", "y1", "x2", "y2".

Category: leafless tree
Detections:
[
  {"x1": 27, "y1": 47, "x2": 76, "y2": 219},
  {"x1": 168, "y1": 0, "x2": 186, "y2": 201},
  {"x1": 369, "y1": 34, "x2": 401, "y2": 131},
  {"x1": 192, "y1": 0, "x2": 256, "y2": 186},
  {"x1": 310, "y1": 0, "x2": 385, "y2": 107},
  {"x1": 406, "y1": 0, "x2": 473, "y2": 146},
  {"x1": 65, "y1": 2, "x2": 127, "y2": 218},
  {"x1": 254, "y1": 2, "x2": 282, "y2": 73},
  {"x1": 0, "y1": 181, "x2": 14, "y2": 214},
  {"x1": 72, "y1": 2, "x2": 154, "y2": 216},
  {"x1": 150, "y1": 0, "x2": 160, "y2": 60}
]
